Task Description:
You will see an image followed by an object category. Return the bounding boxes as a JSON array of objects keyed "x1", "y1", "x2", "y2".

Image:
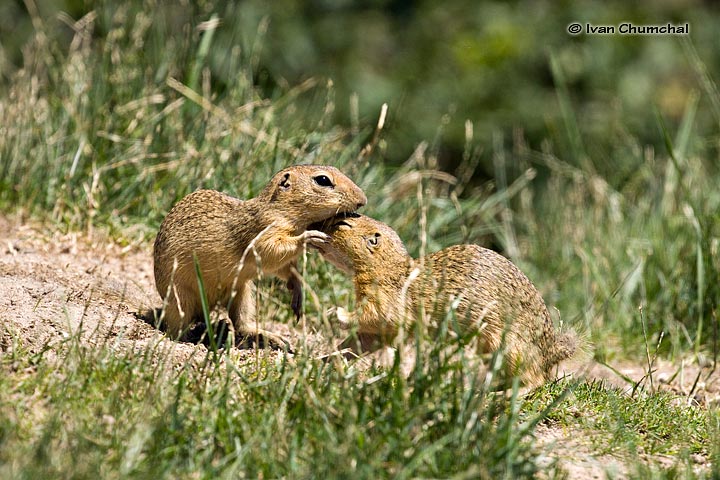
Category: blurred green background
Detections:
[{"x1": 2, "y1": 0, "x2": 718, "y2": 180}]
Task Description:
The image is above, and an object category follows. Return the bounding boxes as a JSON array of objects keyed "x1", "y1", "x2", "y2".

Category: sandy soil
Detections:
[
  {"x1": 0, "y1": 214, "x2": 330, "y2": 364},
  {"x1": 0, "y1": 214, "x2": 716, "y2": 478}
]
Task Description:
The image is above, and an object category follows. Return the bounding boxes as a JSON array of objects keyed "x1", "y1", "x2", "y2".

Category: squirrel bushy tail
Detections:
[{"x1": 545, "y1": 329, "x2": 580, "y2": 370}]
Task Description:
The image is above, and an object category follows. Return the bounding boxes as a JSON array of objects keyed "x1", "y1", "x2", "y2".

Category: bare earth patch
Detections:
[
  {"x1": 0, "y1": 214, "x2": 326, "y2": 368},
  {"x1": 0, "y1": 214, "x2": 716, "y2": 478}
]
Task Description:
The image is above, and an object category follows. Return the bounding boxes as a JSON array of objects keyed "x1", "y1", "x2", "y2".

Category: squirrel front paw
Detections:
[
  {"x1": 326, "y1": 306, "x2": 352, "y2": 330},
  {"x1": 301, "y1": 230, "x2": 330, "y2": 248}
]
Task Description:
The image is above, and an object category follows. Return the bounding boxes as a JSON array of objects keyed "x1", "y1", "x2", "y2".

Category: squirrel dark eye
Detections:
[
  {"x1": 313, "y1": 175, "x2": 334, "y2": 188},
  {"x1": 367, "y1": 232, "x2": 380, "y2": 248}
]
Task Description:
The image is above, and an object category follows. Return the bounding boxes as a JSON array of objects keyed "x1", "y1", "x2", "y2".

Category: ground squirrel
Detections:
[
  {"x1": 153, "y1": 165, "x2": 367, "y2": 348},
  {"x1": 313, "y1": 213, "x2": 577, "y2": 386}
]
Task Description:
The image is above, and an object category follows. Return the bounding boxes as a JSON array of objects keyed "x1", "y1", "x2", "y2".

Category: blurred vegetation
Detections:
[
  {"x1": 3, "y1": 0, "x2": 720, "y2": 178},
  {"x1": 0, "y1": 321, "x2": 544, "y2": 479}
]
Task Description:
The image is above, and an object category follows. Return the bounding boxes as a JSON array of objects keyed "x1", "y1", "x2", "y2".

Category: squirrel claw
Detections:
[{"x1": 302, "y1": 230, "x2": 330, "y2": 248}]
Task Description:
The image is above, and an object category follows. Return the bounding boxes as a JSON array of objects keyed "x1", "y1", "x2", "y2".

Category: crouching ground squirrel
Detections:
[
  {"x1": 153, "y1": 165, "x2": 367, "y2": 349},
  {"x1": 313, "y1": 213, "x2": 577, "y2": 386}
]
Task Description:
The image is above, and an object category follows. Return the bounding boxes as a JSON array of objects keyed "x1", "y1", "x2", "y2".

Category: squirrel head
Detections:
[
  {"x1": 261, "y1": 165, "x2": 367, "y2": 225},
  {"x1": 313, "y1": 213, "x2": 410, "y2": 276}
]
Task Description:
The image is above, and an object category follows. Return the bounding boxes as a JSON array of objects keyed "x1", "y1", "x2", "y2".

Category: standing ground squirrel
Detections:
[
  {"x1": 153, "y1": 165, "x2": 367, "y2": 348},
  {"x1": 314, "y1": 213, "x2": 577, "y2": 386}
]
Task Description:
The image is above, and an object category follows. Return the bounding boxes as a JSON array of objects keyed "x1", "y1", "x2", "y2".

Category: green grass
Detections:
[
  {"x1": 525, "y1": 378, "x2": 720, "y2": 479},
  {"x1": 526, "y1": 379, "x2": 709, "y2": 457},
  {"x1": 2, "y1": 2, "x2": 720, "y2": 478},
  {"x1": 0, "y1": 324, "x2": 542, "y2": 479}
]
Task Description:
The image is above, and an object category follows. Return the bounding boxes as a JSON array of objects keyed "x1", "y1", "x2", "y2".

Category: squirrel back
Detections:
[{"x1": 316, "y1": 213, "x2": 577, "y2": 386}]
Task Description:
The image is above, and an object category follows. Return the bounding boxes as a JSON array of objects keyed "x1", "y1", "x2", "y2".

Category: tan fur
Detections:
[
  {"x1": 153, "y1": 165, "x2": 367, "y2": 347},
  {"x1": 315, "y1": 214, "x2": 577, "y2": 386}
]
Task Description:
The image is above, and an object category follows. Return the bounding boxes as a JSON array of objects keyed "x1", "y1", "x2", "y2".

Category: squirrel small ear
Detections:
[{"x1": 279, "y1": 172, "x2": 291, "y2": 191}]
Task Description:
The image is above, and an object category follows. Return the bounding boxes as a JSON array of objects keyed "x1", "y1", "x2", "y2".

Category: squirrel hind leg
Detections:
[
  {"x1": 227, "y1": 280, "x2": 256, "y2": 327},
  {"x1": 159, "y1": 286, "x2": 201, "y2": 340},
  {"x1": 503, "y1": 346, "x2": 548, "y2": 389},
  {"x1": 228, "y1": 281, "x2": 294, "y2": 352}
]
